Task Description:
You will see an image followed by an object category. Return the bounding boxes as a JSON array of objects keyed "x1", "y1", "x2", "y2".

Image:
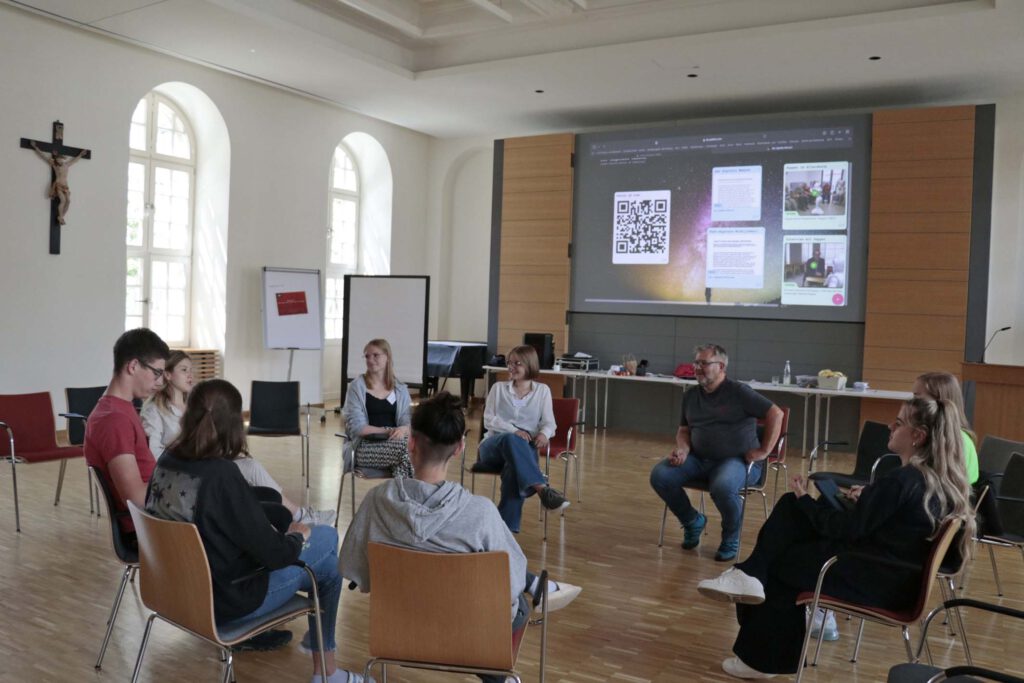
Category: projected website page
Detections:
[{"x1": 571, "y1": 115, "x2": 870, "y2": 322}]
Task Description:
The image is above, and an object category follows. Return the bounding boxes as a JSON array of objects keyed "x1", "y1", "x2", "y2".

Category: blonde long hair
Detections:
[
  {"x1": 904, "y1": 397, "x2": 975, "y2": 560},
  {"x1": 915, "y1": 372, "x2": 976, "y2": 444},
  {"x1": 364, "y1": 339, "x2": 396, "y2": 391},
  {"x1": 146, "y1": 350, "x2": 190, "y2": 415}
]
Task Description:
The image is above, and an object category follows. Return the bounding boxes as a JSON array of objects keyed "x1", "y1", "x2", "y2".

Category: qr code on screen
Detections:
[{"x1": 612, "y1": 190, "x2": 671, "y2": 264}]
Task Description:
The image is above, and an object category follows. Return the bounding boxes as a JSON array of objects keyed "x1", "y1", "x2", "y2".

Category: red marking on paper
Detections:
[{"x1": 276, "y1": 291, "x2": 308, "y2": 316}]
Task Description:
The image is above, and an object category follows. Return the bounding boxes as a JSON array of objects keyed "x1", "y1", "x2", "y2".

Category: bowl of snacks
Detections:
[{"x1": 818, "y1": 369, "x2": 847, "y2": 391}]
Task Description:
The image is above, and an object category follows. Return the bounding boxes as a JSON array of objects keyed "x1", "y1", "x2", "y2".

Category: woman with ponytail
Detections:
[
  {"x1": 145, "y1": 379, "x2": 366, "y2": 683},
  {"x1": 696, "y1": 397, "x2": 974, "y2": 679}
]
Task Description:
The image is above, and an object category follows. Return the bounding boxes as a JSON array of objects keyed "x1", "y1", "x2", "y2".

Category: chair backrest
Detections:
[
  {"x1": 852, "y1": 421, "x2": 892, "y2": 477},
  {"x1": 906, "y1": 516, "x2": 964, "y2": 622},
  {"x1": 127, "y1": 502, "x2": 220, "y2": 643},
  {"x1": 64, "y1": 386, "x2": 106, "y2": 446},
  {"x1": 249, "y1": 381, "x2": 300, "y2": 432},
  {"x1": 367, "y1": 542, "x2": 514, "y2": 670},
  {"x1": 551, "y1": 397, "x2": 580, "y2": 451},
  {"x1": 89, "y1": 466, "x2": 139, "y2": 563},
  {"x1": 763, "y1": 406, "x2": 791, "y2": 463},
  {"x1": 978, "y1": 435, "x2": 1024, "y2": 478},
  {"x1": 0, "y1": 392, "x2": 59, "y2": 456},
  {"x1": 870, "y1": 453, "x2": 903, "y2": 483},
  {"x1": 996, "y1": 452, "x2": 1024, "y2": 537}
]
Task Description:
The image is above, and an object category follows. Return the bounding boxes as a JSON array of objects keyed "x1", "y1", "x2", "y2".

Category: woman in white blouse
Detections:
[
  {"x1": 140, "y1": 351, "x2": 334, "y2": 526},
  {"x1": 479, "y1": 345, "x2": 570, "y2": 532}
]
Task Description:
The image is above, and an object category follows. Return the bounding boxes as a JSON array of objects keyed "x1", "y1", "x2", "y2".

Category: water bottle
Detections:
[{"x1": 783, "y1": 360, "x2": 792, "y2": 385}]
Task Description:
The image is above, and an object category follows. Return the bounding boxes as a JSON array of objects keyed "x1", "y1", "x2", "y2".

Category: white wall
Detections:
[
  {"x1": 0, "y1": 5, "x2": 431, "y2": 411},
  {"x1": 987, "y1": 95, "x2": 1024, "y2": 364}
]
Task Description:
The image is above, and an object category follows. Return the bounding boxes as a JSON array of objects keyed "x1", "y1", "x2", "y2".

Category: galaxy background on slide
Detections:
[{"x1": 570, "y1": 114, "x2": 870, "y2": 322}]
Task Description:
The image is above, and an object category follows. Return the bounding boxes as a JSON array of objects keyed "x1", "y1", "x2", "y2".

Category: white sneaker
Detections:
[
  {"x1": 697, "y1": 568, "x2": 765, "y2": 605},
  {"x1": 722, "y1": 656, "x2": 776, "y2": 679},
  {"x1": 536, "y1": 581, "x2": 582, "y2": 613},
  {"x1": 809, "y1": 607, "x2": 839, "y2": 641},
  {"x1": 298, "y1": 507, "x2": 337, "y2": 527}
]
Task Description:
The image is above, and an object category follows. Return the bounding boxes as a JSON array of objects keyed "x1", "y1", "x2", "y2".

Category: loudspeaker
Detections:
[{"x1": 523, "y1": 332, "x2": 555, "y2": 369}]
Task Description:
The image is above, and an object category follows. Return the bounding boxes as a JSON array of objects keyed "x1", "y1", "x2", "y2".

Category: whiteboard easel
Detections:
[{"x1": 261, "y1": 267, "x2": 323, "y2": 380}]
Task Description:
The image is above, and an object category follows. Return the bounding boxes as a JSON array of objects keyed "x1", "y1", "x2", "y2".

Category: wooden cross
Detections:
[{"x1": 20, "y1": 120, "x2": 92, "y2": 255}]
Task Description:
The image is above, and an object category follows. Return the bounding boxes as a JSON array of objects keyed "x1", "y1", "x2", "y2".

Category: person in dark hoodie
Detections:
[{"x1": 339, "y1": 391, "x2": 582, "y2": 682}]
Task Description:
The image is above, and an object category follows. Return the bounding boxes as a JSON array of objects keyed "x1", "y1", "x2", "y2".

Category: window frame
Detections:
[{"x1": 325, "y1": 143, "x2": 361, "y2": 342}]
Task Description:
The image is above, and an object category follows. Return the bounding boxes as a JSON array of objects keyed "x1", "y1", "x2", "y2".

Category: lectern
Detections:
[{"x1": 961, "y1": 362, "x2": 1024, "y2": 442}]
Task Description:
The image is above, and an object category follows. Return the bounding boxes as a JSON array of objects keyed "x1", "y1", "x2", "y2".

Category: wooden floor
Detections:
[{"x1": 2, "y1": 405, "x2": 1022, "y2": 682}]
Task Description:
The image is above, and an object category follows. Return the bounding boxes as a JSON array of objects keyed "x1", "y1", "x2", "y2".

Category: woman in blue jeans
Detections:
[
  {"x1": 145, "y1": 379, "x2": 362, "y2": 683},
  {"x1": 479, "y1": 345, "x2": 570, "y2": 532}
]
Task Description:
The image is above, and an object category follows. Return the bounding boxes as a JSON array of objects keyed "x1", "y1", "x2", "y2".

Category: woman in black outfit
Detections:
[{"x1": 697, "y1": 397, "x2": 975, "y2": 679}]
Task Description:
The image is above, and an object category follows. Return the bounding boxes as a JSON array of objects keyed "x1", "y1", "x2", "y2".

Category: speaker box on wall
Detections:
[{"x1": 523, "y1": 332, "x2": 555, "y2": 369}]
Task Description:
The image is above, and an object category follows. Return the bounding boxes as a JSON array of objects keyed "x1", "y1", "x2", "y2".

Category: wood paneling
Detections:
[
  {"x1": 175, "y1": 348, "x2": 221, "y2": 382},
  {"x1": 962, "y1": 363, "x2": 1024, "y2": 442},
  {"x1": 497, "y1": 133, "x2": 574, "y2": 360},
  {"x1": 861, "y1": 105, "x2": 976, "y2": 410}
]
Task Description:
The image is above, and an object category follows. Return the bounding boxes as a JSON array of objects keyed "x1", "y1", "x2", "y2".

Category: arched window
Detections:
[
  {"x1": 125, "y1": 92, "x2": 195, "y2": 345},
  {"x1": 324, "y1": 144, "x2": 359, "y2": 340}
]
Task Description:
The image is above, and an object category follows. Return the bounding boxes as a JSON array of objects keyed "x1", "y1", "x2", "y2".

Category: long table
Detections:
[{"x1": 483, "y1": 365, "x2": 911, "y2": 459}]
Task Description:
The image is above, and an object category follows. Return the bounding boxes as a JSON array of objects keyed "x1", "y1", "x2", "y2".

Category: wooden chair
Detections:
[
  {"x1": 246, "y1": 380, "x2": 310, "y2": 488},
  {"x1": 658, "y1": 407, "x2": 790, "y2": 560},
  {"x1": 63, "y1": 385, "x2": 106, "y2": 515},
  {"x1": 362, "y1": 542, "x2": 547, "y2": 683},
  {"x1": 0, "y1": 391, "x2": 85, "y2": 532},
  {"x1": 794, "y1": 516, "x2": 964, "y2": 682},
  {"x1": 127, "y1": 502, "x2": 328, "y2": 683},
  {"x1": 89, "y1": 466, "x2": 140, "y2": 671}
]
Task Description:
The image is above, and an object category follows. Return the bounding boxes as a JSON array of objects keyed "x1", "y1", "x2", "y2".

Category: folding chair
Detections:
[
  {"x1": 89, "y1": 466, "x2": 140, "y2": 670},
  {"x1": 63, "y1": 385, "x2": 106, "y2": 515},
  {"x1": 127, "y1": 502, "x2": 328, "y2": 683},
  {"x1": 246, "y1": 381, "x2": 310, "y2": 488},
  {"x1": 0, "y1": 391, "x2": 85, "y2": 531},
  {"x1": 362, "y1": 542, "x2": 548, "y2": 683},
  {"x1": 794, "y1": 516, "x2": 964, "y2": 682}
]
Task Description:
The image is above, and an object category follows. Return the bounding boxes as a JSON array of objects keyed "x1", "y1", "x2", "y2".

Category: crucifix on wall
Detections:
[{"x1": 20, "y1": 120, "x2": 92, "y2": 255}]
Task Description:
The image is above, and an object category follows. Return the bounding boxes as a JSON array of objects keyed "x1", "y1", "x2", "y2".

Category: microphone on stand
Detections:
[{"x1": 982, "y1": 326, "x2": 1012, "y2": 363}]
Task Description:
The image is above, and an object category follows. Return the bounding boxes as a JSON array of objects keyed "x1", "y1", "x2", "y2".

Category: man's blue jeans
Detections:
[
  {"x1": 478, "y1": 432, "x2": 547, "y2": 533},
  {"x1": 221, "y1": 525, "x2": 342, "y2": 651},
  {"x1": 649, "y1": 455, "x2": 762, "y2": 545}
]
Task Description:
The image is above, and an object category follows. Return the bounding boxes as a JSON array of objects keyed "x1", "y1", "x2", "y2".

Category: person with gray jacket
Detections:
[
  {"x1": 342, "y1": 339, "x2": 413, "y2": 478},
  {"x1": 340, "y1": 392, "x2": 581, "y2": 682}
]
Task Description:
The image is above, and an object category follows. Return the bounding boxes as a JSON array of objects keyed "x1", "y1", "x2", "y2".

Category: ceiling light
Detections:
[{"x1": 869, "y1": 55, "x2": 881, "y2": 60}]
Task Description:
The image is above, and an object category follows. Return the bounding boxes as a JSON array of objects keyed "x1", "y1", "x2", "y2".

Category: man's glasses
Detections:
[
  {"x1": 138, "y1": 360, "x2": 166, "y2": 380},
  {"x1": 693, "y1": 360, "x2": 723, "y2": 369}
]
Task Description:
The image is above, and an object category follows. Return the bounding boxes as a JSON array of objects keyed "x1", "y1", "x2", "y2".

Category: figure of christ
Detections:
[{"x1": 31, "y1": 142, "x2": 86, "y2": 224}]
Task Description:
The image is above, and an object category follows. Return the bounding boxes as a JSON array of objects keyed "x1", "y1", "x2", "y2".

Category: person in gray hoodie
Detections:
[{"x1": 340, "y1": 392, "x2": 581, "y2": 681}]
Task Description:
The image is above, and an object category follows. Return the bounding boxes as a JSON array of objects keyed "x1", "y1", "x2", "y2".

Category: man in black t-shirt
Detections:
[
  {"x1": 650, "y1": 344, "x2": 784, "y2": 561},
  {"x1": 803, "y1": 248, "x2": 826, "y2": 286}
]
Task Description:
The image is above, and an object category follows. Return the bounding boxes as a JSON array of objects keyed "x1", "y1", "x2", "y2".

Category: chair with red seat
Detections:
[
  {"x1": 794, "y1": 516, "x2": 964, "y2": 682},
  {"x1": 541, "y1": 397, "x2": 582, "y2": 503},
  {"x1": 0, "y1": 391, "x2": 85, "y2": 532}
]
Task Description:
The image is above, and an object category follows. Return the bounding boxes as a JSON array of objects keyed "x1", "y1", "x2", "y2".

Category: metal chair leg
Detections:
[
  {"x1": 901, "y1": 625, "x2": 914, "y2": 661},
  {"x1": 988, "y1": 544, "x2": 1003, "y2": 596},
  {"x1": 54, "y1": 458, "x2": 68, "y2": 505},
  {"x1": 335, "y1": 469, "x2": 345, "y2": 529},
  {"x1": 87, "y1": 465, "x2": 95, "y2": 514},
  {"x1": 96, "y1": 564, "x2": 134, "y2": 669},
  {"x1": 350, "y1": 470, "x2": 356, "y2": 520},
  {"x1": 130, "y1": 613, "x2": 157, "y2": 683},
  {"x1": 658, "y1": 504, "x2": 668, "y2": 546},
  {"x1": 851, "y1": 618, "x2": 866, "y2": 662},
  {"x1": 11, "y1": 454, "x2": 21, "y2": 533}
]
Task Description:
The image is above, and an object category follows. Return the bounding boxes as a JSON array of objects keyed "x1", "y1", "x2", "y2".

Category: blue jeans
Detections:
[
  {"x1": 225, "y1": 525, "x2": 342, "y2": 651},
  {"x1": 478, "y1": 433, "x2": 548, "y2": 533},
  {"x1": 649, "y1": 455, "x2": 762, "y2": 545}
]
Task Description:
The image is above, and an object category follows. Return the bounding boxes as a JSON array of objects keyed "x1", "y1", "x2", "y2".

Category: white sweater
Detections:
[{"x1": 483, "y1": 381, "x2": 556, "y2": 439}]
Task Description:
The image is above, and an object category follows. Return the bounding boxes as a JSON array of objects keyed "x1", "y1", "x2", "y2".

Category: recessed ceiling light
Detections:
[
  {"x1": 250, "y1": 48, "x2": 257, "y2": 53},
  {"x1": 869, "y1": 55, "x2": 881, "y2": 60},
  {"x1": 687, "y1": 73, "x2": 699, "y2": 78},
  {"x1": 535, "y1": 89, "x2": 544, "y2": 93}
]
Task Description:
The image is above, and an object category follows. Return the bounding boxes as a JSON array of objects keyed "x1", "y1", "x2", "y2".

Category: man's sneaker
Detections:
[
  {"x1": 722, "y1": 656, "x2": 776, "y2": 679},
  {"x1": 538, "y1": 486, "x2": 570, "y2": 511},
  {"x1": 697, "y1": 567, "x2": 765, "y2": 605},
  {"x1": 810, "y1": 607, "x2": 840, "y2": 641},
  {"x1": 231, "y1": 629, "x2": 292, "y2": 652},
  {"x1": 681, "y1": 512, "x2": 707, "y2": 550},
  {"x1": 534, "y1": 581, "x2": 582, "y2": 613},
  {"x1": 298, "y1": 507, "x2": 337, "y2": 527},
  {"x1": 715, "y1": 539, "x2": 739, "y2": 562}
]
